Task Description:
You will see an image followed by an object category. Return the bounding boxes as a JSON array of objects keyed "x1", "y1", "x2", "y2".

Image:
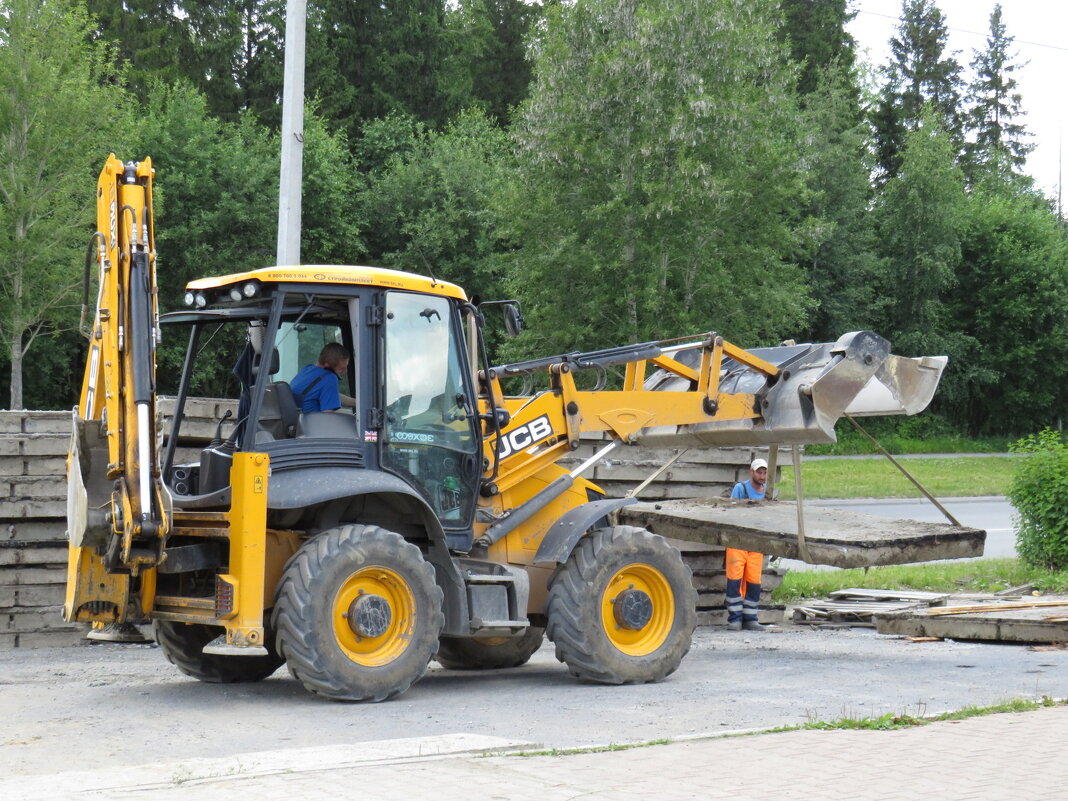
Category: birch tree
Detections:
[
  {"x1": 0, "y1": 0, "x2": 128, "y2": 408},
  {"x1": 503, "y1": 0, "x2": 811, "y2": 355}
]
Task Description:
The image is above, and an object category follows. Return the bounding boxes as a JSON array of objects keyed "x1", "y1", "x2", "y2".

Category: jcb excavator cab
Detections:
[{"x1": 161, "y1": 268, "x2": 485, "y2": 553}]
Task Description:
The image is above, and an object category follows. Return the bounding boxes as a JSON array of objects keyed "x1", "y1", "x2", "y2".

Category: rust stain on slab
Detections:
[{"x1": 620, "y1": 498, "x2": 985, "y2": 568}]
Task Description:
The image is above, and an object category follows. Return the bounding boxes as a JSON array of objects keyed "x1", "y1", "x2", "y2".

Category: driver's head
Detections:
[{"x1": 317, "y1": 342, "x2": 351, "y2": 375}]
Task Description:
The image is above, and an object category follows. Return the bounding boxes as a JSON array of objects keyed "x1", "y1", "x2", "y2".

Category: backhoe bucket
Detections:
[{"x1": 636, "y1": 331, "x2": 947, "y2": 448}]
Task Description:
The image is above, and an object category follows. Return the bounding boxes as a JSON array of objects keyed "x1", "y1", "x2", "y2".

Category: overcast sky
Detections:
[{"x1": 848, "y1": 0, "x2": 1068, "y2": 202}]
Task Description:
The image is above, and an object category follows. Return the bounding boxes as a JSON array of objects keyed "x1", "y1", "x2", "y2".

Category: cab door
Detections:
[{"x1": 380, "y1": 292, "x2": 481, "y2": 533}]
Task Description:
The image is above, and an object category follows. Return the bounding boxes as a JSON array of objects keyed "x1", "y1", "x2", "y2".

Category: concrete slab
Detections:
[
  {"x1": 621, "y1": 498, "x2": 986, "y2": 568},
  {"x1": 874, "y1": 596, "x2": 1068, "y2": 642}
]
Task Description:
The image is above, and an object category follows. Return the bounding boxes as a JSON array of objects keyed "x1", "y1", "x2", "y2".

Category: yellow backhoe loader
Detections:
[{"x1": 65, "y1": 156, "x2": 948, "y2": 700}]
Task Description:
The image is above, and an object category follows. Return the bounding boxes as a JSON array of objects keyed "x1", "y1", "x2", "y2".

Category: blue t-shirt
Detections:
[
  {"x1": 731, "y1": 480, "x2": 766, "y2": 500},
  {"x1": 291, "y1": 364, "x2": 341, "y2": 412}
]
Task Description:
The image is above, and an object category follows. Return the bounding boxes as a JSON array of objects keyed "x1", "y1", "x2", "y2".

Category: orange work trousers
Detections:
[{"x1": 725, "y1": 548, "x2": 763, "y2": 595}]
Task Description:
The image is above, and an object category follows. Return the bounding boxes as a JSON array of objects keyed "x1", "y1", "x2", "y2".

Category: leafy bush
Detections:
[{"x1": 1008, "y1": 429, "x2": 1068, "y2": 570}]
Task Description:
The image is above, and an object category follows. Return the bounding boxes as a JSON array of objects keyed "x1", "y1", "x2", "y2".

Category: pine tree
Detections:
[
  {"x1": 779, "y1": 0, "x2": 856, "y2": 98},
  {"x1": 873, "y1": 0, "x2": 962, "y2": 181},
  {"x1": 962, "y1": 4, "x2": 1033, "y2": 186}
]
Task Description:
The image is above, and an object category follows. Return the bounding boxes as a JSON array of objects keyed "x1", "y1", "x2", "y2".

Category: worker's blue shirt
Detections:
[
  {"x1": 731, "y1": 480, "x2": 766, "y2": 500},
  {"x1": 291, "y1": 364, "x2": 340, "y2": 412}
]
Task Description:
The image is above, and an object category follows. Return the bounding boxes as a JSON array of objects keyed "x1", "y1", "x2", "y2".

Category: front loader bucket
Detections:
[{"x1": 636, "y1": 331, "x2": 947, "y2": 449}]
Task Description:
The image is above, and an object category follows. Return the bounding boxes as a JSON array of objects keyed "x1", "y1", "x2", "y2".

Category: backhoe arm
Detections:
[{"x1": 65, "y1": 155, "x2": 169, "y2": 624}]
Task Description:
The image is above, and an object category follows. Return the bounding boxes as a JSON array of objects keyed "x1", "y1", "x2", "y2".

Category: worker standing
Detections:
[{"x1": 726, "y1": 458, "x2": 778, "y2": 632}]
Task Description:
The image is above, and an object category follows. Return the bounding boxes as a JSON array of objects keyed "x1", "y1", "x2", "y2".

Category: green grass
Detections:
[
  {"x1": 771, "y1": 558, "x2": 1068, "y2": 603},
  {"x1": 774, "y1": 455, "x2": 1014, "y2": 499},
  {"x1": 804, "y1": 419, "x2": 1009, "y2": 456},
  {"x1": 773, "y1": 698, "x2": 1063, "y2": 733}
]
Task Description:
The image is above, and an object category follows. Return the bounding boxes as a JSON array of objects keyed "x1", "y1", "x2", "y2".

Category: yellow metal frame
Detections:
[
  {"x1": 217, "y1": 452, "x2": 270, "y2": 648},
  {"x1": 187, "y1": 264, "x2": 468, "y2": 302},
  {"x1": 475, "y1": 333, "x2": 782, "y2": 573}
]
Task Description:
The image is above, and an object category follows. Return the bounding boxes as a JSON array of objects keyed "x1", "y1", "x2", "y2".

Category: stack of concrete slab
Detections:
[
  {"x1": 558, "y1": 434, "x2": 761, "y2": 501},
  {"x1": 0, "y1": 411, "x2": 84, "y2": 648},
  {"x1": 665, "y1": 539, "x2": 786, "y2": 625}
]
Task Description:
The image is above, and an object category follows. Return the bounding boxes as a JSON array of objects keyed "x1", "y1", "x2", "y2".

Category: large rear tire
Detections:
[
  {"x1": 435, "y1": 627, "x2": 545, "y2": 670},
  {"x1": 546, "y1": 526, "x2": 696, "y2": 685},
  {"x1": 272, "y1": 524, "x2": 444, "y2": 701},
  {"x1": 153, "y1": 620, "x2": 284, "y2": 683}
]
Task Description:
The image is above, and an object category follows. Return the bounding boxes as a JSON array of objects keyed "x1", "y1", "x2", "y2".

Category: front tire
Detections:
[
  {"x1": 272, "y1": 524, "x2": 444, "y2": 701},
  {"x1": 546, "y1": 526, "x2": 696, "y2": 685},
  {"x1": 153, "y1": 620, "x2": 284, "y2": 683},
  {"x1": 435, "y1": 627, "x2": 545, "y2": 670}
]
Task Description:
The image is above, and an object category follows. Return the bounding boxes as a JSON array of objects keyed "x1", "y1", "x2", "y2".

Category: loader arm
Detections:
[
  {"x1": 474, "y1": 330, "x2": 946, "y2": 549},
  {"x1": 65, "y1": 155, "x2": 169, "y2": 624}
]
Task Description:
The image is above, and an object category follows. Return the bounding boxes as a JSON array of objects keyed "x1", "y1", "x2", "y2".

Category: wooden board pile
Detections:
[{"x1": 791, "y1": 588, "x2": 950, "y2": 627}]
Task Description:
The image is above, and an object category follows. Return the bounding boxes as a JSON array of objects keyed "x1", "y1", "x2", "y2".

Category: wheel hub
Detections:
[
  {"x1": 613, "y1": 588, "x2": 653, "y2": 631},
  {"x1": 348, "y1": 593, "x2": 392, "y2": 638}
]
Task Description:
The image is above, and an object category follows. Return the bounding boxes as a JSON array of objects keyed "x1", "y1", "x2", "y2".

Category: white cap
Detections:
[{"x1": 751, "y1": 458, "x2": 768, "y2": 471}]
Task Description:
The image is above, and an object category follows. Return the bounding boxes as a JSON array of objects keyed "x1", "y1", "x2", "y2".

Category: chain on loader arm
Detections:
[{"x1": 65, "y1": 155, "x2": 170, "y2": 624}]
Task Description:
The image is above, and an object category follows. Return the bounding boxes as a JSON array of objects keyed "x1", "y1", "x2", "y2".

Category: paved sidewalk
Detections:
[{"x1": 8, "y1": 704, "x2": 1065, "y2": 800}]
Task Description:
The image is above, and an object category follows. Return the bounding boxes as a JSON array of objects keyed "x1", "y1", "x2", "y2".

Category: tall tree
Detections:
[
  {"x1": 946, "y1": 188, "x2": 1068, "y2": 434},
  {"x1": 503, "y1": 0, "x2": 811, "y2": 356},
  {"x1": 87, "y1": 0, "x2": 284, "y2": 122},
  {"x1": 442, "y1": 0, "x2": 543, "y2": 124},
  {"x1": 873, "y1": 0, "x2": 962, "y2": 181},
  {"x1": 779, "y1": 0, "x2": 856, "y2": 97},
  {"x1": 798, "y1": 63, "x2": 881, "y2": 341},
  {"x1": 308, "y1": 0, "x2": 449, "y2": 139},
  {"x1": 361, "y1": 108, "x2": 511, "y2": 296},
  {"x1": 0, "y1": 0, "x2": 130, "y2": 409},
  {"x1": 873, "y1": 107, "x2": 965, "y2": 357},
  {"x1": 962, "y1": 4, "x2": 1033, "y2": 186}
]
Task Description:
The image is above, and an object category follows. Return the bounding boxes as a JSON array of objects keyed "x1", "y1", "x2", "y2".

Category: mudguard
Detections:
[{"x1": 533, "y1": 497, "x2": 638, "y2": 566}]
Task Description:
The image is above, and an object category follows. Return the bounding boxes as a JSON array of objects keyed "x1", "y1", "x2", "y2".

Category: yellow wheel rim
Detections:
[
  {"x1": 333, "y1": 565, "x2": 416, "y2": 667},
  {"x1": 600, "y1": 562, "x2": 675, "y2": 656}
]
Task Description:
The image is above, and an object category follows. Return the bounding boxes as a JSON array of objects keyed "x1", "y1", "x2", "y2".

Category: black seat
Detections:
[{"x1": 260, "y1": 381, "x2": 301, "y2": 439}]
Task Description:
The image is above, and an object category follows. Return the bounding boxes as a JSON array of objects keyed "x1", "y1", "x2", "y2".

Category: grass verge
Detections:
[
  {"x1": 772, "y1": 697, "x2": 1064, "y2": 733},
  {"x1": 774, "y1": 455, "x2": 1014, "y2": 499},
  {"x1": 771, "y1": 558, "x2": 1068, "y2": 602}
]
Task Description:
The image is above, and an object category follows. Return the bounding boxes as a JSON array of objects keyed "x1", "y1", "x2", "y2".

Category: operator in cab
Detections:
[{"x1": 291, "y1": 343, "x2": 356, "y2": 413}]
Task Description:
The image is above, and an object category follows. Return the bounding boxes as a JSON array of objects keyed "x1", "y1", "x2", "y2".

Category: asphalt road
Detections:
[{"x1": 2, "y1": 623, "x2": 1066, "y2": 778}]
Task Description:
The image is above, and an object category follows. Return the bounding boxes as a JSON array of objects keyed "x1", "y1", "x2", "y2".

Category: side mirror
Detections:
[{"x1": 503, "y1": 303, "x2": 524, "y2": 337}]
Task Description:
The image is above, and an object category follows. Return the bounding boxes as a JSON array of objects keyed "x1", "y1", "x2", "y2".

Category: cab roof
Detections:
[{"x1": 186, "y1": 265, "x2": 468, "y2": 302}]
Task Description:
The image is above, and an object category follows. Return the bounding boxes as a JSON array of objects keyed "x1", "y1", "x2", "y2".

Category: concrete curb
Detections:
[{"x1": 0, "y1": 733, "x2": 537, "y2": 799}]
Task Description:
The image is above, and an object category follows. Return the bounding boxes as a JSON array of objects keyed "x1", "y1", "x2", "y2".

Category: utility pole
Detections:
[{"x1": 276, "y1": 0, "x2": 307, "y2": 266}]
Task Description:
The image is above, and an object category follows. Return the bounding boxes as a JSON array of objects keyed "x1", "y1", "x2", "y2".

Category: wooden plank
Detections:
[
  {"x1": 828, "y1": 588, "x2": 950, "y2": 604},
  {"x1": 620, "y1": 498, "x2": 986, "y2": 568},
  {"x1": 922, "y1": 600, "x2": 1068, "y2": 616}
]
